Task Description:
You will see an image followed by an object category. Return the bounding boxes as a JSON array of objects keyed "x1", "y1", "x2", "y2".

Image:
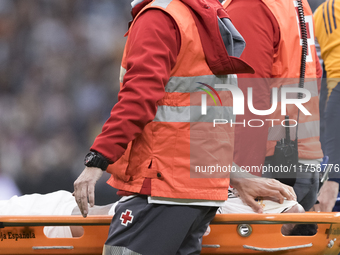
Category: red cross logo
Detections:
[{"x1": 120, "y1": 209, "x2": 134, "y2": 226}]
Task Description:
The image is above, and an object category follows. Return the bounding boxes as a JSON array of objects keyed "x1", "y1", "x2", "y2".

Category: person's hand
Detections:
[
  {"x1": 312, "y1": 181, "x2": 339, "y2": 212},
  {"x1": 73, "y1": 167, "x2": 103, "y2": 218},
  {"x1": 230, "y1": 176, "x2": 296, "y2": 213}
]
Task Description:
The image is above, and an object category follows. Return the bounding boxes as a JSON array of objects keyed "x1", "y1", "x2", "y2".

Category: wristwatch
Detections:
[{"x1": 84, "y1": 151, "x2": 109, "y2": 171}]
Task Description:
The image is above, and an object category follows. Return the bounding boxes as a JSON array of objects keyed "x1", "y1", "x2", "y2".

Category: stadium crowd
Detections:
[{"x1": 0, "y1": 0, "x2": 130, "y2": 204}]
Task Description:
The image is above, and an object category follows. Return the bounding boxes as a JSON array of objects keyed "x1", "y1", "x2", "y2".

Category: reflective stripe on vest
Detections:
[
  {"x1": 119, "y1": 66, "x2": 126, "y2": 83},
  {"x1": 267, "y1": 79, "x2": 319, "y2": 141},
  {"x1": 151, "y1": 0, "x2": 172, "y2": 8},
  {"x1": 154, "y1": 105, "x2": 235, "y2": 123},
  {"x1": 120, "y1": 71, "x2": 238, "y2": 123},
  {"x1": 156, "y1": 74, "x2": 237, "y2": 123},
  {"x1": 268, "y1": 120, "x2": 319, "y2": 141}
]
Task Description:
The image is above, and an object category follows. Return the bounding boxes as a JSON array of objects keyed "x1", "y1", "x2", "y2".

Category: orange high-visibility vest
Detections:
[
  {"x1": 106, "y1": 0, "x2": 244, "y2": 200},
  {"x1": 224, "y1": 0, "x2": 323, "y2": 160}
]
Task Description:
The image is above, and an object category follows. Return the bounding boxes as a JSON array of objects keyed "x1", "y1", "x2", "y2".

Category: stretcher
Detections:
[{"x1": 1, "y1": 213, "x2": 340, "y2": 255}]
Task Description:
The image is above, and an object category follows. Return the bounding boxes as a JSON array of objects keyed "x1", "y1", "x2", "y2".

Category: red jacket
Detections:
[{"x1": 91, "y1": 0, "x2": 253, "y2": 199}]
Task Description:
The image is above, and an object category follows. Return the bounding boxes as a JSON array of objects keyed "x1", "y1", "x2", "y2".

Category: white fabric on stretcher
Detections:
[
  {"x1": 0, "y1": 190, "x2": 117, "y2": 238},
  {"x1": 0, "y1": 190, "x2": 76, "y2": 216},
  {"x1": 218, "y1": 188, "x2": 298, "y2": 214},
  {"x1": 0, "y1": 190, "x2": 77, "y2": 238}
]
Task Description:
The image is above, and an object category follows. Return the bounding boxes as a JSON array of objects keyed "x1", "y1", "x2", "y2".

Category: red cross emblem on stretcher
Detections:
[{"x1": 120, "y1": 209, "x2": 134, "y2": 226}]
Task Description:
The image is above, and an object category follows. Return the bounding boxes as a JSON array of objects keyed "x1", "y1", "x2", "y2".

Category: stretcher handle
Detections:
[
  {"x1": 243, "y1": 243, "x2": 313, "y2": 252},
  {"x1": 0, "y1": 215, "x2": 112, "y2": 228},
  {"x1": 202, "y1": 245, "x2": 221, "y2": 248},
  {"x1": 32, "y1": 246, "x2": 74, "y2": 250},
  {"x1": 211, "y1": 212, "x2": 340, "y2": 224}
]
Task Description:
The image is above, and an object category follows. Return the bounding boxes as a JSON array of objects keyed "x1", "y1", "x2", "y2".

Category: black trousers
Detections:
[{"x1": 103, "y1": 195, "x2": 218, "y2": 255}]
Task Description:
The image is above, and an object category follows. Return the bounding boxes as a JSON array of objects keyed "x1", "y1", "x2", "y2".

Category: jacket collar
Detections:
[{"x1": 130, "y1": 0, "x2": 254, "y2": 75}]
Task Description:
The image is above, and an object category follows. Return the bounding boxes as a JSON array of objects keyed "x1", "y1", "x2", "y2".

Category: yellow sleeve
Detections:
[{"x1": 314, "y1": 0, "x2": 340, "y2": 97}]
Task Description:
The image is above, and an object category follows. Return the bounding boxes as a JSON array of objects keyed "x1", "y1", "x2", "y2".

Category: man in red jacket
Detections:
[
  {"x1": 224, "y1": 0, "x2": 323, "y2": 211},
  {"x1": 74, "y1": 0, "x2": 296, "y2": 254}
]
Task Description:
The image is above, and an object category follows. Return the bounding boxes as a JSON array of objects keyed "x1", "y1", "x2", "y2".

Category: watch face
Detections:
[
  {"x1": 85, "y1": 153, "x2": 94, "y2": 165},
  {"x1": 84, "y1": 152, "x2": 108, "y2": 170}
]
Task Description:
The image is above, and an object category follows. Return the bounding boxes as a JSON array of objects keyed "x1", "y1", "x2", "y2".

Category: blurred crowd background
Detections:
[
  {"x1": 0, "y1": 0, "x2": 131, "y2": 204},
  {"x1": 0, "y1": 0, "x2": 326, "y2": 204}
]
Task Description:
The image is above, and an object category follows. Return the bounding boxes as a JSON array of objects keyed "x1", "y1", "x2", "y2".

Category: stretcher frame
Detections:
[{"x1": 1, "y1": 212, "x2": 340, "y2": 255}]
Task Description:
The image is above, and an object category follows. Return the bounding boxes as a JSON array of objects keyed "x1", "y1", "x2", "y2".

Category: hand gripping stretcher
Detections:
[{"x1": 1, "y1": 213, "x2": 340, "y2": 255}]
